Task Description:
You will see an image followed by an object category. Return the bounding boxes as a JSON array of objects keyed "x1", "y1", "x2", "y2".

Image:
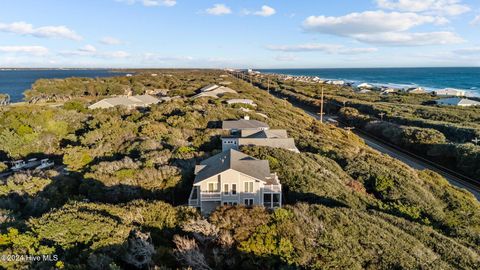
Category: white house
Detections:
[
  {"x1": 435, "y1": 88, "x2": 466, "y2": 97},
  {"x1": 357, "y1": 83, "x2": 374, "y2": 89},
  {"x1": 88, "y1": 95, "x2": 160, "y2": 109},
  {"x1": 226, "y1": 99, "x2": 257, "y2": 107},
  {"x1": 188, "y1": 149, "x2": 282, "y2": 214},
  {"x1": 436, "y1": 97, "x2": 480, "y2": 107},
  {"x1": 193, "y1": 85, "x2": 238, "y2": 99}
]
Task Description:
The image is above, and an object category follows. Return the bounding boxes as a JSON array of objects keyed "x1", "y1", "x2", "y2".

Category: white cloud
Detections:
[
  {"x1": 471, "y1": 15, "x2": 480, "y2": 25},
  {"x1": 60, "y1": 46, "x2": 129, "y2": 58},
  {"x1": 116, "y1": 0, "x2": 176, "y2": 7},
  {"x1": 100, "y1": 36, "x2": 123, "y2": 45},
  {"x1": 376, "y1": 0, "x2": 470, "y2": 16},
  {"x1": 254, "y1": 5, "x2": 276, "y2": 17},
  {"x1": 302, "y1": 11, "x2": 462, "y2": 46},
  {"x1": 303, "y1": 11, "x2": 446, "y2": 35},
  {"x1": 275, "y1": 54, "x2": 299, "y2": 62},
  {"x1": 0, "y1": 21, "x2": 82, "y2": 40},
  {"x1": 0, "y1": 46, "x2": 48, "y2": 56},
  {"x1": 79, "y1": 44, "x2": 97, "y2": 53},
  {"x1": 243, "y1": 5, "x2": 276, "y2": 17},
  {"x1": 354, "y1": 31, "x2": 464, "y2": 46},
  {"x1": 206, "y1": 4, "x2": 232, "y2": 15},
  {"x1": 267, "y1": 43, "x2": 378, "y2": 54}
]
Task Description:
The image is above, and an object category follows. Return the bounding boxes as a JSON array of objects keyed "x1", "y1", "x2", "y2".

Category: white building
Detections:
[
  {"x1": 88, "y1": 95, "x2": 160, "y2": 109},
  {"x1": 188, "y1": 149, "x2": 282, "y2": 215},
  {"x1": 435, "y1": 88, "x2": 466, "y2": 97},
  {"x1": 226, "y1": 99, "x2": 257, "y2": 106},
  {"x1": 436, "y1": 97, "x2": 480, "y2": 107}
]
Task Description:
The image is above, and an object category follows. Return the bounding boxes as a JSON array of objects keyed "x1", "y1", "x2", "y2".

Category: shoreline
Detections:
[{"x1": 258, "y1": 69, "x2": 480, "y2": 97}]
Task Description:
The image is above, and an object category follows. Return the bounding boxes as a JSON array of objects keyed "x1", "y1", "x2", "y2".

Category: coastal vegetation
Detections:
[
  {"x1": 253, "y1": 76, "x2": 480, "y2": 179},
  {"x1": 0, "y1": 70, "x2": 479, "y2": 269}
]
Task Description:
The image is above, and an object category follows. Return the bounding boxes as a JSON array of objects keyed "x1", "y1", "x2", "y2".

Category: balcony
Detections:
[
  {"x1": 263, "y1": 185, "x2": 281, "y2": 193},
  {"x1": 201, "y1": 192, "x2": 221, "y2": 201}
]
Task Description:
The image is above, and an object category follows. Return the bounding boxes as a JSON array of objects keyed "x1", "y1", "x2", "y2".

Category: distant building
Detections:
[
  {"x1": 406, "y1": 87, "x2": 427, "y2": 94},
  {"x1": 435, "y1": 88, "x2": 466, "y2": 97},
  {"x1": 222, "y1": 116, "x2": 269, "y2": 132},
  {"x1": 188, "y1": 149, "x2": 282, "y2": 214},
  {"x1": 193, "y1": 85, "x2": 238, "y2": 99},
  {"x1": 0, "y1": 94, "x2": 10, "y2": 106},
  {"x1": 88, "y1": 94, "x2": 160, "y2": 109},
  {"x1": 435, "y1": 97, "x2": 480, "y2": 107},
  {"x1": 357, "y1": 83, "x2": 374, "y2": 89},
  {"x1": 226, "y1": 99, "x2": 257, "y2": 106}
]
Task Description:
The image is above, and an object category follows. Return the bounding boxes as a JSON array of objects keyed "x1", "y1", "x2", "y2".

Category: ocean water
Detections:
[
  {"x1": 0, "y1": 69, "x2": 126, "y2": 102},
  {"x1": 259, "y1": 67, "x2": 480, "y2": 96}
]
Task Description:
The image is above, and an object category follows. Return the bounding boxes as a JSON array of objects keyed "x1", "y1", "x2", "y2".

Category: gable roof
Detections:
[
  {"x1": 194, "y1": 149, "x2": 272, "y2": 184},
  {"x1": 192, "y1": 86, "x2": 238, "y2": 99},
  {"x1": 222, "y1": 119, "x2": 269, "y2": 130},
  {"x1": 241, "y1": 129, "x2": 288, "y2": 139},
  {"x1": 200, "y1": 84, "x2": 220, "y2": 92},
  {"x1": 88, "y1": 94, "x2": 160, "y2": 109}
]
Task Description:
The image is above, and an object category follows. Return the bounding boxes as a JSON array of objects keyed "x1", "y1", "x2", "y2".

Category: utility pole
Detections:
[
  {"x1": 379, "y1": 112, "x2": 386, "y2": 121},
  {"x1": 319, "y1": 87, "x2": 325, "y2": 124},
  {"x1": 472, "y1": 137, "x2": 480, "y2": 145},
  {"x1": 267, "y1": 76, "x2": 270, "y2": 93}
]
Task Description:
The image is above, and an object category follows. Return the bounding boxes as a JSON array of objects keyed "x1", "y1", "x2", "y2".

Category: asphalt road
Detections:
[{"x1": 301, "y1": 108, "x2": 480, "y2": 200}]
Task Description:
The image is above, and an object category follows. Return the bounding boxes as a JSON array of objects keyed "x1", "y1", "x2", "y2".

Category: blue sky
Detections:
[{"x1": 0, "y1": 0, "x2": 479, "y2": 68}]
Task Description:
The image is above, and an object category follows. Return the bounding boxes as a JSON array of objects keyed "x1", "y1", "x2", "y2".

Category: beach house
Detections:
[
  {"x1": 226, "y1": 99, "x2": 257, "y2": 106},
  {"x1": 188, "y1": 149, "x2": 282, "y2": 214},
  {"x1": 222, "y1": 116, "x2": 269, "y2": 132},
  {"x1": 192, "y1": 84, "x2": 237, "y2": 99},
  {"x1": 435, "y1": 88, "x2": 466, "y2": 97},
  {"x1": 88, "y1": 94, "x2": 160, "y2": 109},
  {"x1": 435, "y1": 97, "x2": 480, "y2": 107}
]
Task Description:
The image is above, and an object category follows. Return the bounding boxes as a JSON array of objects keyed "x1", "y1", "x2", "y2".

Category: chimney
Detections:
[{"x1": 244, "y1": 115, "x2": 250, "y2": 120}]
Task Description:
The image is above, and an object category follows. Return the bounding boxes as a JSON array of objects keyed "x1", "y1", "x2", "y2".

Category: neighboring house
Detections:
[
  {"x1": 222, "y1": 116, "x2": 269, "y2": 132},
  {"x1": 357, "y1": 83, "x2": 374, "y2": 89},
  {"x1": 88, "y1": 94, "x2": 160, "y2": 109},
  {"x1": 381, "y1": 88, "x2": 398, "y2": 95},
  {"x1": 200, "y1": 84, "x2": 220, "y2": 92},
  {"x1": 357, "y1": 89, "x2": 371, "y2": 94},
  {"x1": 188, "y1": 149, "x2": 282, "y2": 214},
  {"x1": 0, "y1": 94, "x2": 10, "y2": 106},
  {"x1": 406, "y1": 87, "x2": 427, "y2": 94},
  {"x1": 226, "y1": 99, "x2": 257, "y2": 106},
  {"x1": 435, "y1": 88, "x2": 466, "y2": 97},
  {"x1": 435, "y1": 97, "x2": 480, "y2": 107},
  {"x1": 192, "y1": 85, "x2": 238, "y2": 99},
  {"x1": 222, "y1": 129, "x2": 300, "y2": 153}
]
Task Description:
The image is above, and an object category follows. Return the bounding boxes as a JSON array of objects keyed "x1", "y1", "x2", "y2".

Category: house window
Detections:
[
  {"x1": 232, "y1": 184, "x2": 237, "y2": 195},
  {"x1": 263, "y1": 193, "x2": 272, "y2": 208},
  {"x1": 244, "y1": 198, "x2": 254, "y2": 206},
  {"x1": 208, "y1": 182, "x2": 217, "y2": 192},
  {"x1": 244, "y1": 182, "x2": 254, "y2": 193},
  {"x1": 273, "y1": 193, "x2": 281, "y2": 207},
  {"x1": 224, "y1": 184, "x2": 229, "y2": 195},
  {"x1": 223, "y1": 201, "x2": 237, "y2": 206}
]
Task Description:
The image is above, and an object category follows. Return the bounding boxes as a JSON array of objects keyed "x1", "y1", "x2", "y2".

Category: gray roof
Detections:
[
  {"x1": 88, "y1": 94, "x2": 160, "y2": 109},
  {"x1": 200, "y1": 84, "x2": 220, "y2": 92},
  {"x1": 194, "y1": 149, "x2": 273, "y2": 184},
  {"x1": 222, "y1": 119, "x2": 269, "y2": 130},
  {"x1": 241, "y1": 129, "x2": 289, "y2": 139},
  {"x1": 237, "y1": 138, "x2": 299, "y2": 152},
  {"x1": 436, "y1": 97, "x2": 480, "y2": 106}
]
